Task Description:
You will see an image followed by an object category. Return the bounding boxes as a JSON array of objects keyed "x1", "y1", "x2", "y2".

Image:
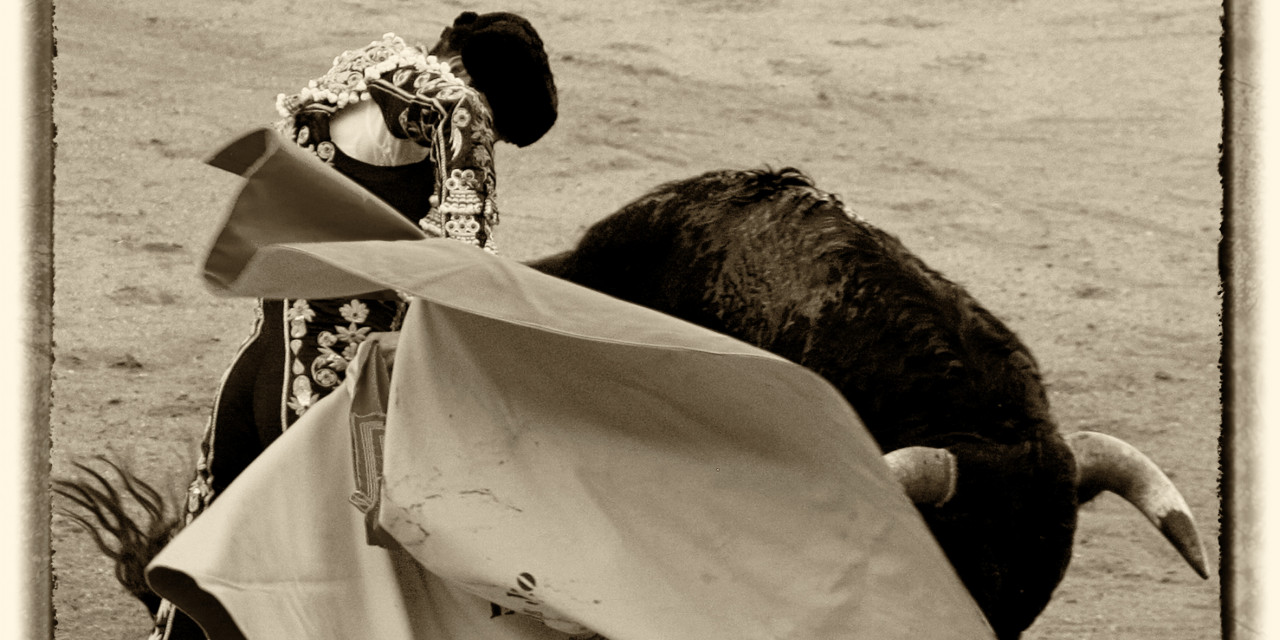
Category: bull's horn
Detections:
[
  {"x1": 1066, "y1": 431, "x2": 1209, "y2": 579},
  {"x1": 884, "y1": 446, "x2": 957, "y2": 507}
]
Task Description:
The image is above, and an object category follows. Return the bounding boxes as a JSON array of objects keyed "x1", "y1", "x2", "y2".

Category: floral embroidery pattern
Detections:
[
  {"x1": 288, "y1": 298, "x2": 316, "y2": 325},
  {"x1": 285, "y1": 299, "x2": 318, "y2": 417},
  {"x1": 340, "y1": 299, "x2": 370, "y2": 323},
  {"x1": 287, "y1": 372, "x2": 317, "y2": 417},
  {"x1": 284, "y1": 298, "x2": 382, "y2": 420}
]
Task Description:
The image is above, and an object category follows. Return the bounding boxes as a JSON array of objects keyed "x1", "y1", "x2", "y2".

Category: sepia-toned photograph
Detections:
[{"x1": 43, "y1": 1, "x2": 1224, "y2": 638}]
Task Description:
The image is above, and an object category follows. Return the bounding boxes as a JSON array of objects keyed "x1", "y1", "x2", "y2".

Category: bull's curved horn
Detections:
[
  {"x1": 1066, "y1": 431, "x2": 1209, "y2": 579},
  {"x1": 884, "y1": 446, "x2": 957, "y2": 507}
]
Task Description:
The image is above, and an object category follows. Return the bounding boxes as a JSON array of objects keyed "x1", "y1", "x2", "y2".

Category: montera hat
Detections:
[{"x1": 433, "y1": 12, "x2": 558, "y2": 147}]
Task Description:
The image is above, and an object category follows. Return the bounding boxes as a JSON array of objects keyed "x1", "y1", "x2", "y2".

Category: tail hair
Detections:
[{"x1": 53, "y1": 456, "x2": 184, "y2": 615}]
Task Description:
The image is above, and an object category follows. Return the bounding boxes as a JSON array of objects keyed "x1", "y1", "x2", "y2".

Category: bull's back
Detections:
[{"x1": 539, "y1": 169, "x2": 1056, "y2": 449}]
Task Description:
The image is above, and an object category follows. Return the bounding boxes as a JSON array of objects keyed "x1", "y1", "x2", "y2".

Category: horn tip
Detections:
[{"x1": 1159, "y1": 509, "x2": 1210, "y2": 579}]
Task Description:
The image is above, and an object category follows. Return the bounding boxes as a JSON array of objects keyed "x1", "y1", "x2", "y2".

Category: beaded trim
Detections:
[{"x1": 274, "y1": 33, "x2": 454, "y2": 117}]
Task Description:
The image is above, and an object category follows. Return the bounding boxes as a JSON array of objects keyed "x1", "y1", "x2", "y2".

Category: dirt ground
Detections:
[{"x1": 49, "y1": 1, "x2": 1222, "y2": 638}]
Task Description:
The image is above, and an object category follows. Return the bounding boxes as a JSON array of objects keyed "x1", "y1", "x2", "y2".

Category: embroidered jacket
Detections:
[
  {"x1": 269, "y1": 34, "x2": 502, "y2": 423},
  {"x1": 274, "y1": 33, "x2": 500, "y2": 247}
]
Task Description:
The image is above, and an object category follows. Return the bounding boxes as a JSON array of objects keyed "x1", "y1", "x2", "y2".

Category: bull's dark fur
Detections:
[
  {"x1": 530, "y1": 168, "x2": 1079, "y2": 639},
  {"x1": 53, "y1": 457, "x2": 183, "y2": 616}
]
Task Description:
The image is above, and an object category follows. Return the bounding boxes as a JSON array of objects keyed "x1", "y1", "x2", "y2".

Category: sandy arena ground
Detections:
[{"x1": 50, "y1": 1, "x2": 1222, "y2": 638}]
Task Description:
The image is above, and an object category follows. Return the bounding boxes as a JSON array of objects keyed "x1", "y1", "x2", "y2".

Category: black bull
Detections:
[
  {"x1": 529, "y1": 167, "x2": 1207, "y2": 639},
  {"x1": 57, "y1": 167, "x2": 1207, "y2": 639}
]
